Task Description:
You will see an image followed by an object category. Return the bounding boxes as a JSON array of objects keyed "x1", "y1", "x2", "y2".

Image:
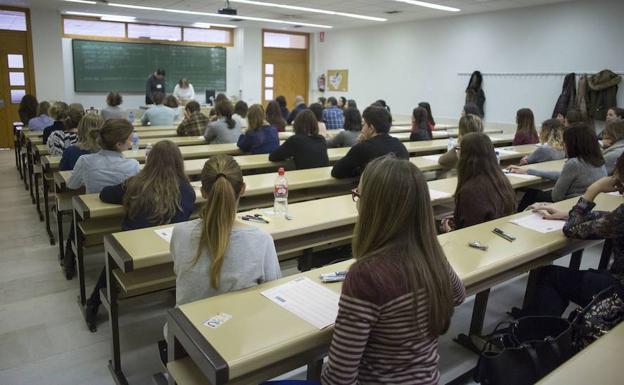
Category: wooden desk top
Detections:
[
  {"x1": 537, "y1": 322, "x2": 624, "y2": 385},
  {"x1": 173, "y1": 193, "x2": 624, "y2": 382},
  {"x1": 105, "y1": 158, "x2": 564, "y2": 272}
]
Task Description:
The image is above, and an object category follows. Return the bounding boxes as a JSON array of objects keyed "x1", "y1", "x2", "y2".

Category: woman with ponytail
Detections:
[
  {"x1": 59, "y1": 113, "x2": 104, "y2": 170},
  {"x1": 170, "y1": 154, "x2": 281, "y2": 306},
  {"x1": 204, "y1": 100, "x2": 241, "y2": 144},
  {"x1": 84, "y1": 140, "x2": 195, "y2": 332}
]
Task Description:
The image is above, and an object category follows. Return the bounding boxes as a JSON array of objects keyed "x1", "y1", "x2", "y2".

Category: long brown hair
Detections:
[
  {"x1": 246, "y1": 104, "x2": 266, "y2": 131},
  {"x1": 215, "y1": 100, "x2": 236, "y2": 129},
  {"x1": 455, "y1": 133, "x2": 516, "y2": 214},
  {"x1": 266, "y1": 100, "x2": 286, "y2": 131},
  {"x1": 293, "y1": 109, "x2": 319, "y2": 136},
  {"x1": 516, "y1": 108, "x2": 537, "y2": 139},
  {"x1": 352, "y1": 156, "x2": 456, "y2": 336},
  {"x1": 77, "y1": 113, "x2": 104, "y2": 151},
  {"x1": 123, "y1": 140, "x2": 188, "y2": 224},
  {"x1": 564, "y1": 123, "x2": 605, "y2": 167},
  {"x1": 195, "y1": 155, "x2": 244, "y2": 289}
]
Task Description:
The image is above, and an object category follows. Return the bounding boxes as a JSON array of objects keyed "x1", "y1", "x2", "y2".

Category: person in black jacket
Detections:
[
  {"x1": 465, "y1": 70, "x2": 485, "y2": 118},
  {"x1": 269, "y1": 109, "x2": 329, "y2": 170},
  {"x1": 287, "y1": 96, "x2": 307, "y2": 125},
  {"x1": 410, "y1": 106, "x2": 433, "y2": 142},
  {"x1": 145, "y1": 68, "x2": 166, "y2": 105},
  {"x1": 331, "y1": 105, "x2": 409, "y2": 179},
  {"x1": 84, "y1": 140, "x2": 195, "y2": 332}
]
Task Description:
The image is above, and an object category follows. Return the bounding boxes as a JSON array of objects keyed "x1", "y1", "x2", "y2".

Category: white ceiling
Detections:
[{"x1": 4, "y1": 0, "x2": 576, "y2": 31}]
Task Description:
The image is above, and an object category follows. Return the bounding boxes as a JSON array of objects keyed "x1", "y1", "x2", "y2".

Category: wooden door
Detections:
[
  {"x1": 262, "y1": 46, "x2": 309, "y2": 109},
  {"x1": 0, "y1": 7, "x2": 35, "y2": 149}
]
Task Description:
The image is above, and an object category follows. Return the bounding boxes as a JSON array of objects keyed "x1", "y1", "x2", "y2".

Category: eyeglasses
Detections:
[{"x1": 351, "y1": 188, "x2": 361, "y2": 202}]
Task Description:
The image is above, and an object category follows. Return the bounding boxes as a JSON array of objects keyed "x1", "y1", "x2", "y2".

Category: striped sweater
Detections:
[
  {"x1": 321, "y1": 255, "x2": 466, "y2": 385},
  {"x1": 47, "y1": 131, "x2": 78, "y2": 156}
]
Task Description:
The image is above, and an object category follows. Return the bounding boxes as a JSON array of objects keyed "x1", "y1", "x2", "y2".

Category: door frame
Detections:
[{"x1": 261, "y1": 29, "x2": 309, "y2": 108}]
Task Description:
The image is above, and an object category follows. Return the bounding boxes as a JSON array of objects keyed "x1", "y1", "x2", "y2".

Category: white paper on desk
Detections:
[
  {"x1": 429, "y1": 189, "x2": 452, "y2": 201},
  {"x1": 154, "y1": 227, "x2": 174, "y2": 243},
  {"x1": 423, "y1": 154, "x2": 442, "y2": 162},
  {"x1": 261, "y1": 277, "x2": 339, "y2": 329},
  {"x1": 504, "y1": 172, "x2": 541, "y2": 180},
  {"x1": 608, "y1": 191, "x2": 623, "y2": 196},
  {"x1": 510, "y1": 213, "x2": 565, "y2": 233}
]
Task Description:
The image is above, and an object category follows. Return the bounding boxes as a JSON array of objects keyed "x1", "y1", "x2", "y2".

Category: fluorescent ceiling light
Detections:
[
  {"x1": 229, "y1": 0, "x2": 386, "y2": 22},
  {"x1": 107, "y1": 2, "x2": 333, "y2": 28},
  {"x1": 65, "y1": 11, "x2": 136, "y2": 22},
  {"x1": 64, "y1": 0, "x2": 97, "y2": 4},
  {"x1": 192, "y1": 22, "x2": 238, "y2": 29},
  {"x1": 394, "y1": 0, "x2": 461, "y2": 12}
]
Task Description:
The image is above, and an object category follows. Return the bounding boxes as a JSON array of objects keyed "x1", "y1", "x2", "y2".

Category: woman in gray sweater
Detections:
[
  {"x1": 204, "y1": 100, "x2": 242, "y2": 145},
  {"x1": 510, "y1": 123, "x2": 606, "y2": 211},
  {"x1": 326, "y1": 107, "x2": 362, "y2": 148},
  {"x1": 601, "y1": 119, "x2": 624, "y2": 175},
  {"x1": 170, "y1": 155, "x2": 281, "y2": 306},
  {"x1": 519, "y1": 118, "x2": 565, "y2": 165}
]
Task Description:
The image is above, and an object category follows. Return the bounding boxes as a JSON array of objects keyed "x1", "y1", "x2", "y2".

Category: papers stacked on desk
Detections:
[
  {"x1": 428, "y1": 189, "x2": 452, "y2": 201},
  {"x1": 510, "y1": 213, "x2": 565, "y2": 233},
  {"x1": 261, "y1": 277, "x2": 339, "y2": 329},
  {"x1": 154, "y1": 227, "x2": 174, "y2": 243}
]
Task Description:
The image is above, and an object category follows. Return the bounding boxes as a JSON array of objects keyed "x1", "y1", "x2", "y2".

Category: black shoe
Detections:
[{"x1": 85, "y1": 303, "x2": 99, "y2": 332}]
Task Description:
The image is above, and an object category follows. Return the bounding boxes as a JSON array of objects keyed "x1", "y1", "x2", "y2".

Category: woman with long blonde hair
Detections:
[
  {"x1": 322, "y1": 156, "x2": 466, "y2": 384},
  {"x1": 170, "y1": 154, "x2": 280, "y2": 306},
  {"x1": 59, "y1": 112, "x2": 104, "y2": 170},
  {"x1": 518, "y1": 118, "x2": 565, "y2": 165},
  {"x1": 84, "y1": 140, "x2": 196, "y2": 332}
]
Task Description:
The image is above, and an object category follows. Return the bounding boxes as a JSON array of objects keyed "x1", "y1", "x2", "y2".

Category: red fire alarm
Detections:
[{"x1": 320, "y1": 32, "x2": 325, "y2": 42}]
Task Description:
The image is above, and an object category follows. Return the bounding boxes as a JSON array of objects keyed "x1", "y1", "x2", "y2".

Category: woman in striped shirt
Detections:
[
  {"x1": 47, "y1": 104, "x2": 84, "y2": 156},
  {"x1": 321, "y1": 156, "x2": 466, "y2": 385}
]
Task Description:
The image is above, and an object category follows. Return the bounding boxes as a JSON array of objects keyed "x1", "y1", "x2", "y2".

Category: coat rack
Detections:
[{"x1": 458, "y1": 72, "x2": 624, "y2": 77}]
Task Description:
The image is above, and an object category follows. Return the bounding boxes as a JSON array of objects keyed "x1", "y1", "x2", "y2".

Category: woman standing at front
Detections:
[{"x1": 322, "y1": 156, "x2": 466, "y2": 385}]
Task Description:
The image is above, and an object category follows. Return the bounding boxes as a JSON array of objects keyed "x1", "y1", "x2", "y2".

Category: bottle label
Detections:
[{"x1": 275, "y1": 186, "x2": 288, "y2": 195}]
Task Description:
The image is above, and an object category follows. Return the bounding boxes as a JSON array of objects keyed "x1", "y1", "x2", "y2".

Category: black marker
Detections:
[{"x1": 493, "y1": 227, "x2": 516, "y2": 242}]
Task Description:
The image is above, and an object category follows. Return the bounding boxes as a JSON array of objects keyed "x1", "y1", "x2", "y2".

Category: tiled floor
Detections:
[{"x1": 0, "y1": 149, "x2": 603, "y2": 385}]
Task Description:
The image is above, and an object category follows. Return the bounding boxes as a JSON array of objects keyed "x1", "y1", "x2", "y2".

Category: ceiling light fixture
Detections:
[
  {"x1": 65, "y1": 11, "x2": 136, "y2": 22},
  {"x1": 107, "y1": 2, "x2": 333, "y2": 28},
  {"x1": 393, "y1": 0, "x2": 461, "y2": 12},
  {"x1": 192, "y1": 22, "x2": 238, "y2": 29},
  {"x1": 229, "y1": 0, "x2": 386, "y2": 22},
  {"x1": 64, "y1": 0, "x2": 97, "y2": 4}
]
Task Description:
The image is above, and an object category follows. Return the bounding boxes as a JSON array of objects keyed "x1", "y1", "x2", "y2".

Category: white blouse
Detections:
[{"x1": 173, "y1": 84, "x2": 196, "y2": 101}]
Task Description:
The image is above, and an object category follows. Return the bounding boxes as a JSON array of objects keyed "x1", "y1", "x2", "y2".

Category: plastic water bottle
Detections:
[
  {"x1": 273, "y1": 167, "x2": 288, "y2": 217},
  {"x1": 495, "y1": 150, "x2": 500, "y2": 165},
  {"x1": 128, "y1": 111, "x2": 135, "y2": 123},
  {"x1": 131, "y1": 132, "x2": 139, "y2": 152},
  {"x1": 448, "y1": 137, "x2": 457, "y2": 152},
  {"x1": 145, "y1": 143, "x2": 153, "y2": 159}
]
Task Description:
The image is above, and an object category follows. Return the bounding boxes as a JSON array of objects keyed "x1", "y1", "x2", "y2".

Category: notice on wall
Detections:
[{"x1": 327, "y1": 69, "x2": 349, "y2": 92}]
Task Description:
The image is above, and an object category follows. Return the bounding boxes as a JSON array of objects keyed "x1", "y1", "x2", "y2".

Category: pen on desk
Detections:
[
  {"x1": 492, "y1": 227, "x2": 516, "y2": 242},
  {"x1": 241, "y1": 215, "x2": 269, "y2": 224}
]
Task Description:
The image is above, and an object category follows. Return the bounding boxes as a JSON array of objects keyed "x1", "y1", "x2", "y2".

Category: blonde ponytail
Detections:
[{"x1": 194, "y1": 155, "x2": 244, "y2": 289}]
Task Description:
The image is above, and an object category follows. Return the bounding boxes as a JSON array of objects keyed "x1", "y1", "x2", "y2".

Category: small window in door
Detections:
[
  {"x1": 7, "y1": 54, "x2": 24, "y2": 69},
  {"x1": 264, "y1": 89, "x2": 274, "y2": 101},
  {"x1": 9, "y1": 72, "x2": 25, "y2": 87},
  {"x1": 10, "y1": 89, "x2": 26, "y2": 104},
  {"x1": 0, "y1": 10, "x2": 27, "y2": 32}
]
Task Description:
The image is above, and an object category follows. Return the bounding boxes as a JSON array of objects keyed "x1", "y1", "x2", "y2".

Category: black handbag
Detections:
[
  {"x1": 569, "y1": 282, "x2": 624, "y2": 350},
  {"x1": 474, "y1": 316, "x2": 574, "y2": 385}
]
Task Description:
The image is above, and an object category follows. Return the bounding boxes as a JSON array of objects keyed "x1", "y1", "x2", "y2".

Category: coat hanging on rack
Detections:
[
  {"x1": 465, "y1": 70, "x2": 485, "y2": 118},
  {"x1": 587, "y1": 69, "x2": 621, "y2": 121},
  {"x1": 552, "y1": 73, "x2": 576, "y2": 118},
  {"x1": 576, "y1": 75, "x2": 589, "y2": 118}
]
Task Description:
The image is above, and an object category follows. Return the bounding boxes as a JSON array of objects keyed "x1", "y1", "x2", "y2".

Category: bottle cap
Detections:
[{"x1": 278, "y1": 167, "x2": 285, "y2": 176}]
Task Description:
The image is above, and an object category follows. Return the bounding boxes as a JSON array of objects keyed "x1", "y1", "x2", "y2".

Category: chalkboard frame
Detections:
[{"x1": 71, "y1": 38, "x2": 227, "y2": 93}]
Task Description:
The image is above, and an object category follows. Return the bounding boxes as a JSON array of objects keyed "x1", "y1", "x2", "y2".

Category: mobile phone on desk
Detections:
[{"x1": 320, "y1": 271, "x2": 347, "y2": 283}]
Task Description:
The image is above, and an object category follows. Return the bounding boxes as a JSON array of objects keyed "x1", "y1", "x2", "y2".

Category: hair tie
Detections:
[{"x1": 216, "y1": 172, "x2": 227, "y2": 179}]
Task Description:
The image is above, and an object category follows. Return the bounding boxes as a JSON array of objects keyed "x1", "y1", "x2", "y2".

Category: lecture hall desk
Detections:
[
  {"x1": 100, "y1": 158, "x2": 563, "y2": 384},
  {"x1": 163, "y1": 193, "x2": 623, "y2": 385}
]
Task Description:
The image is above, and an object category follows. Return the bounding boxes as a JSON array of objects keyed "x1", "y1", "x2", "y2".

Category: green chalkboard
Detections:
[{"x1": 72, "y1": 39, "x2": 226, "y2": 93}]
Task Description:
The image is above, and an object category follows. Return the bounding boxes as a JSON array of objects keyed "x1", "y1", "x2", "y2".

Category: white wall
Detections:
[
  {"x1": 312, "y1": 0, "x2": 624, "y2": 124},
  {"x1": 30, "y1": 8, "x2": 65, "y2": 101}
]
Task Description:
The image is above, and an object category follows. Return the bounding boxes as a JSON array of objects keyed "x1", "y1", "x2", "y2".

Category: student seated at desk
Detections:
[
  {"x1": 59, "y1": 113, "x2": 103, "y2": 171},
  {"x1": 18, "y1": 94, "x2": 37, "y2": 126},
  {"x1": 171, "y1": 155, "x2": 281, "y2": 306},
  {"x1": 141, "y1": 91, "x2": 176, "y2": 126},
  {"x1": 47, "y1": 104, "x2": 85, "y2": 156},
  {"x1": 164, "y1": 95, "x2": 182, "y2": 122},
  {"x1": 27, "y1": 101, "x2": 53, "y2": 131},
  {"x1": 419, "y1": 101, "x2": 436, "y2": 131},
  {"x1": 42, "y1": 101, "x2": 69, "y2": 144},
  {"x1": 204, "y1": 100, "x2": 241, "y2": 144},
  {"x1": 84, "y1": 140, "x2": 195, "y2": 332},
  {"x1": 269, "y1": 110, "x2": 329, "y2": 170},
  {"x1": 513, "y1": 108, "x2": 539, "y2": 145},
  {"x1": 517, "y1": 156, "x2": 624, "y2": 318},
  {"x1": 233, "y1": 100, "x2": 248, "y2": 131},
  {"x1": 461, "y1": 102, "x2": 480, "y2": 117},
  {"x1": 510, "y1": 123, "x2": 607, "y2": 211},
  {"x1": 601, "y1": 119, "x2": 624, "y2": 175},
  {"x1": 331, "y1": 106, "x2": 409, "y2": 179},
  {"x1": 266, "y1": 100, "x2": 287, "y2": 133},
  {"x1": 323, "y1": 97, "x2": 345, "y2": 130},
  {"x1": 410, "y1": 106, "x2": 433, "y2": 141},
  {"x1": 606, "y1": 107, "x2": 624, "y2": 122},
  {"x1": 237, "y1": 104, "x2": 279, "y2": 154},
  {"x1": 438, "y1": 114, "x2": 483, "y2": 171},
  {"x1": 326, "y1": 107, "x2": 362, "y2": 148},
  {"x1": 64, "y1": 119, "x2": 140, "y2": 278},
  {"x1": 100, "y1": 92, "x2": 126, "y2": 121},
  {"x1": 287, "y1": 96, "x2": 307, "y2": 125},
  {"x1": 309, "y1": 103, "x2": 328, "y2": 137},
  {"x1": 518, "y1": 118, "x2": 565, "y2": 165},
  {"x1": 322, "y1": 156, "x2": 466, "y2": 384},
  {"x1": 176, "y1": 101, "x2": 209, "y2": 137},
  {"x1": 276, "y1": 95, "x2": 289, "y2": 121},
  {"x1": 441, "y1": 133, "x2": 516, "y2": 232}
]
